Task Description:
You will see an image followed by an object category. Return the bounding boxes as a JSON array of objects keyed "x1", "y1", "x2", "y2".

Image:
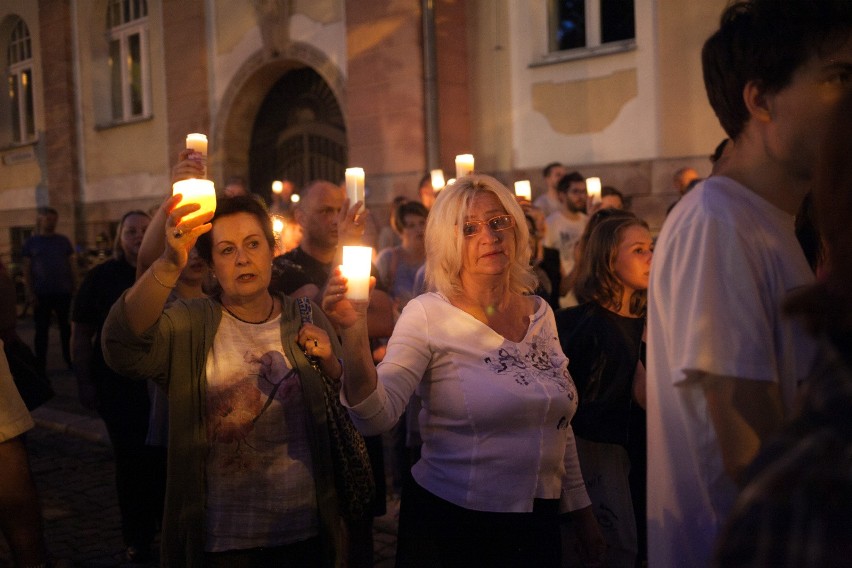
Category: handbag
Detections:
[
  {"x1": 3, "y1": 336, "x2": 54, "y2": 411},
  {"x1": 296, "y1": 297, "x2": 375, "y2": 520}
]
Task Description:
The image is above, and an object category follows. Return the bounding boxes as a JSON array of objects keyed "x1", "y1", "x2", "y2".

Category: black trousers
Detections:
[
  {"x1": 33, "y1": 293, "x2": 72, "y2": 371},
  {"x1": 395, "y1": 478, "x2": 561, "y2": 568}
]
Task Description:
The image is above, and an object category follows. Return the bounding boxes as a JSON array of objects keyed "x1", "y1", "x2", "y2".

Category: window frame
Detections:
[
  {"x1": 536, "y1": 0, "x2": 636, "y2": 66},
  {"x1": 106, "y1": 0, "x2": 151, "y2": 123},
  {"x1": 6, "y1": 17, "x2": 36, "y2": 145}
]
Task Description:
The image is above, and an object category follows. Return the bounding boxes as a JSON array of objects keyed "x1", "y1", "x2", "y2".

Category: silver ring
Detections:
[{"x1": 173, "y1": 229, "x2": 184, "y2": 239}]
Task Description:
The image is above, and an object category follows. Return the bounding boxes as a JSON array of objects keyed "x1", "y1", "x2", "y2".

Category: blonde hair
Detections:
[{"x1": 425, "y1": 174, "x2": 536, "y2": 298}]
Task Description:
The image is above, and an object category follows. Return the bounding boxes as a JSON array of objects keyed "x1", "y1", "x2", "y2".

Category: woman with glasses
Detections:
[{"x1": 324, "y1": 174, "x2": 604, "y2": 567}]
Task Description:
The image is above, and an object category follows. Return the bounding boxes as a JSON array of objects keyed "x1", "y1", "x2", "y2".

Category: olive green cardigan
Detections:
[{"x1": 102, "y1": 292, "x2": 344, "y2": 567}]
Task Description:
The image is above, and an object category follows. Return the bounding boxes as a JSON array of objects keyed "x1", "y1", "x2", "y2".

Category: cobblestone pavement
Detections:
[{"x1": 1, "y1": 316, "x2": 398, "y2": 567}]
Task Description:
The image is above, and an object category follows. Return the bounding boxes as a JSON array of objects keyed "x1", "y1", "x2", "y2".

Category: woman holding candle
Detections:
[
  {"x1": 101, "y1": 195, "x2": 354, "y2": 567},
  {"x1": 71, "y1": 209, "x2": 164, "y2": 563},
  {"x1": 325, "y1": 174, "x2": 604, "y2": 567},
  {"x1": 555, "y1": 212, "x2": 653, "y2": 567}
]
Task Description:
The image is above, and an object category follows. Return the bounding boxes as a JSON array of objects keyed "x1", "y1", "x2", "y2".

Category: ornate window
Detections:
[
  {"x1": 107, "y1": 0, "x2": 150, "y2": 121},
  {"x1": 550, "y1": 0, "x2": 635, "y2": 54},
  {"x1": 7, "y1": 17, "x2": 35, "y2": 144}
]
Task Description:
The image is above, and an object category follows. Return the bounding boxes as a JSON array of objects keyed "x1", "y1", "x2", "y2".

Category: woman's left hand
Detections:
[
  {"x1": 572, "y1": 505, "x2": 607, "y2": 567},
  {"x1": 297, "y1": 323, "x2": 342, "y2": 380}
]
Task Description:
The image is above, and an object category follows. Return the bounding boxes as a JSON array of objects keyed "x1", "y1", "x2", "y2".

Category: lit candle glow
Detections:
[
  {"x1": 271, "y1": 180, "x2": 284, "y2": 194},
  {"x1": 345, "y1": 167, "x2": 365, "y2": 213},
  {"x1": 455, "y1": 154, "x2": 474, "y2": 179},
  {"x1": 430, "y1": 169, "x2": 445, "y2": 191},
  {"x1": 586, "y1": 177, "x2": 602, "y2": 204},
  {"x1": 514, "y1": 180, "x2": 532, "y2": 200},
  {"x1": 341, "y1": 246, "x2": 373, "y2": 301},
  {"x1": 172, "y1": 179, "x2": 217, "y2": 223},
  {"x1": 185, "y1": 133, "x2": 208, "y2": 178}
]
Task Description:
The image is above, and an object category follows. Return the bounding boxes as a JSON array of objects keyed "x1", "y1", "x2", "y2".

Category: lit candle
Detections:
[
  {"x1": 185, "y1": 133, "x2": 208, "y2": 178},
  {"x1": 271, "y1": 180, "x2": 284, "y2": 194},
  {"x1": 446, "y1": 178, "x2": 456, "y2": 186},
  {"x1": 345, "y1": 167, "x2": 365, "y2": 213},
  {"x1": 430, "y1": 169, "x2": 445, "y2": 191},
  {"x1": 291, "y1": 194, "x2": 301, "y2": 203},
  {"x1": 172, "y1": 179, "x2": 217, "y2": 223},
  {"x1": 455, "y1": 154, "x2": 474, "y2": 179},
  {"x1": 586, "y1": 177, "x2": 602, "y2": 204},
  {"x1": 271, "y1": 215, "x2": 285, "y2": 236},
  {"x1": 514, "y1": 180, "x2": 532, "y2": 200},
  {"x1": 341, "y1": 246, "x2": 373, "y2": 301}
]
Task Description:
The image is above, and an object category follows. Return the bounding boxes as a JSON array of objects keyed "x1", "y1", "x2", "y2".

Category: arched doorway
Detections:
[{"x1": 249, "y1": 67, "x2": 346, "y2": 200}]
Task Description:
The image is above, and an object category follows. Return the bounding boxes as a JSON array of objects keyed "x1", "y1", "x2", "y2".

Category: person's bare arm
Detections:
[
  {"x1": 366, "y1": 288, "x2": 395, "y2": 338},
  {"x1": 0, "y1": 436, "x2": 48, "y2": 567},
  {"x1": 694, "y1": 371, "x2": 785, "y2": 486}
]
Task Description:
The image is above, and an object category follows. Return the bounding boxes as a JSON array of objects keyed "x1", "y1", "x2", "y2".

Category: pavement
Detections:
[{"x1": 1, "y1": 316, "x2": 399, "y2": 567}]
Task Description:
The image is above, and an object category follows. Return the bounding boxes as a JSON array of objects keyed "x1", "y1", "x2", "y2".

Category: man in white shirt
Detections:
[
  {"x1": 543, "y1": 172, "x2": 587, "y2": 307},
  {"x1": 646, "y1": 1, "x2": 852, "y2": 566},
  {"x1": 533, "y1": 162, "x2": 567, "y2": 218}
]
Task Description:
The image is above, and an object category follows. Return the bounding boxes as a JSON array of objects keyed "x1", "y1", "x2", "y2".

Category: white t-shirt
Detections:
[
  {"x1": 0, "y1": 340, "x2": 34, "y2": 442},
  {"x1": 646, "y1": 176, "x2": 819, "y2": 567},
  {"x1": 533, "y1": 193, "x2": 562, "y2": 218},
  {"x1": 344, "y1": 292, "x2": 590, "y2": 514},
  {"x1": 204, "y1": 313, "x2": 317, "y2": 552},
  {"x1": 543, "y1": 211, "x2": 588, "y2": 275}
]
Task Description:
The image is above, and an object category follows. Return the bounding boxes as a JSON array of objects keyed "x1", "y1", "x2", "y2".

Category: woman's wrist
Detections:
[{"x1": 150, "y1": 258, "x2": 182, "y2": 288}]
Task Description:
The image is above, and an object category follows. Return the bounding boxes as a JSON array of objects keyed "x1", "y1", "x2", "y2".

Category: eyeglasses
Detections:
[{"x1": 462, "y1": 214, "x2": 515, "y2": 238}]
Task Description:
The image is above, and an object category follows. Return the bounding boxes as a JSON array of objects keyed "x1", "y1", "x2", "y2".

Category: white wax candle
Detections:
[
  {"x1": 172, "y1": 179, "x2": 217, "y2": 223},
  {"x1": 345, "y1": 167, "x2": 365, "y2": 213},
  {"x1": 446, "y1": 178, "x2": 456, "y2": 186},
  {"x1": 271, "y1": 215, "x2": 285, "y2": 235},
  {"x1": 430, "y1": 169, "x2": 445, "y2": 191},
  {"x1": 271, "y1": 180, "x2": 284, "y2": 194},
  {"x1": 514, "y1": 180, "x2": 532, "y2": 200},
  {"x1": 341, "y1": 246, "x2": 373, "y2": 301},
  {"x1": 586, "y1": 177, "x2": 602, "y2": 204},
  {"x1": 186, "y1": 133, "x2": 208, "y2": 178},
  {"x1": 291, "y1": 194, "x2": 301, "y2": 203},
  {"x1": 455, "y1": 154, "x2": 474, "y2": 179}
]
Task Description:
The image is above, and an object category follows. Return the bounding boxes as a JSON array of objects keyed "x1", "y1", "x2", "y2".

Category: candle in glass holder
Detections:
[
  {"x1": 430, "y1": 169, "x2": 445, "y2": 191},
  {"x1": 341, "y1": 245, "x2": 373, "y2": 301},
  {"x1": 172, "y1": 179, "x2": 217, "y2": 223},
  {"x1": 186, "y1": 133, "x2": 208, "y2": 178},
  {"x1": 345, "y1": 167, "x2": 365, "y2": 213},
  {"x1": 455, "y1": 154, "x2": 474, "y2": 179},
  {"x1": 514, "y1": 180, "x2": 532, "y2": 200},
  {"x1": 586, "y1": 177, "x2": 602, "y2": 205}
]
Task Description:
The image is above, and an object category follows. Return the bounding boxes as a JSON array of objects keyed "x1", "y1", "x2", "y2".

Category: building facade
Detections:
[{"x1": 0, "y1": 0, "x2": 726, "y2": 274}]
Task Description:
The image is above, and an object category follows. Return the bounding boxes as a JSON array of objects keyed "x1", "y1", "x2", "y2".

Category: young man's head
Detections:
[
  {"x1": 556, "y1": 171, "x2": 587, "y2": 214},
  {"x1": 542, "y1": 162, "x2": 567, "y2": 193},
  {"x1": 36, "y1": 207, "x2": 59, "y2": 234},
  {"x1": 703, "y1": 0, "x2": 852, "y2": 142}
]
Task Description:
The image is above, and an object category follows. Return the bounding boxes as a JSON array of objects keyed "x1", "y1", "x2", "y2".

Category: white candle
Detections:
[
  {"x1": 430, "y1": 169, "x2": 445, "y2": 191},
  {"x1": 455, "y1": 154, "x2": 474, "y2": 179},
  {"x1": 341, "y1": 246, "x2": 373, "y2": 301},
  {"x1": 514, "y1": 180, "x2": 532, "y2": 200},
  {"x1": 172, "y1": 179, "x2": 217, "y2": 223},
  {"x1": 271, "y1": 215, "x2": 285, "y2": 235},
  {"x1": 345, "y1": 167, "x2": 365, "y2": 213},
  {"x1": 446, "y1": 178, "x2": 456, "y2": 186},
  {"x1": 291, "y1": 194, "x2": 301, "y2": 203},
  {"x1": 185, "y1": 133, "x2": 208, "y2": 178},
  {"x1": 271, "y1": 180, "x2": 284, "y2": 194},
  {"x1": 586, "y1": 177, "x2": 602, "y2": 204}
]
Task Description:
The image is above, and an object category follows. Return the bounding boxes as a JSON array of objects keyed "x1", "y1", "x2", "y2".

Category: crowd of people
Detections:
[{"x1": 2, "y1": 0, "x2": 851, "y2": 566}]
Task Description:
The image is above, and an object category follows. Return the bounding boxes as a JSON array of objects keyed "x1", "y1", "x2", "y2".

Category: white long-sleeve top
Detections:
[{"x1": 343, "y1": 292, "x2": 590, "y2": 514}]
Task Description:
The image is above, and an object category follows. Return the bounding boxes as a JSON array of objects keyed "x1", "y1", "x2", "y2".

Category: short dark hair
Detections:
[
  {"x1": 542, "y1": 162, "x2": 563, "y2": 178},
  {"x1": 196, "y1": 195, "x2": 275, "y2": 264},
  {"x1": 702, "y1": 0, "x2": 852, "y2": 139},
  {"x1": 556, "y1": 171, "x2": 585, "y2": 193},
  {"x1": 37, "y1": 206, "x2": 58, "y2": 216},
  {"x1": 602, "y1": 186, "x2": 624, "y2": 201},
  {"x1": 391, "y1": 201, "x2": 429, "y2": 234}
]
